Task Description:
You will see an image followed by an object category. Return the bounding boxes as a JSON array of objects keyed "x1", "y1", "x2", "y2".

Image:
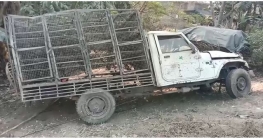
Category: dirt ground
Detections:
[{"x1": 0, "y1": 71, "x2": 263, "y2": 137}]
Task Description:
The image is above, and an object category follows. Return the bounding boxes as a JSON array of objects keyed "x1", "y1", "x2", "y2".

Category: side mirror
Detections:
[{"x1": 189, "y1": 43, "x2": 197, "y2": 54}]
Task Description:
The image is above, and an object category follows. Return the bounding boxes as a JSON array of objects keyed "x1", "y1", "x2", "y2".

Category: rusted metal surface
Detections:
[
  {"x1": 5, "y1": 9, "x2": 154, "y2": 102},
  {"x1": 21, "y1": 73, "x2": 153, "y2": 101}
]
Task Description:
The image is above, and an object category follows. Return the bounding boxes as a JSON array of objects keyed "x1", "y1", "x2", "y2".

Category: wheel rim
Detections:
[
  {"x1": 87, "y1": 96, "x2": 107, "y2": 116},
  {"x1": 236, "y1": 77, "x2": 247, "y2": 91}
]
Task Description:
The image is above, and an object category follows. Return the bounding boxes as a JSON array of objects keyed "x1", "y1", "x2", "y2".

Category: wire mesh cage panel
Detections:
[
  {"x1": 118, "y1": 42, "x2": 149, "y2": 73},
  {"x1": 110, "y1": 10, "x2": 149, "y2": 74},
  {"x1": 7, "y1": 9, "x2": 151, "y2": 81},
  {"x1": 11, "y1": 17, "x2": 53, "y2": 82},
  {"x1": 78, "y1": 10, "x2": 119, "y2": 77},
  {"x1": 45, "y1": 12, "x2": 87, "y2": 79},
  {"x1": 111, "y1": 10, "x2": 142, "y2": 44}
]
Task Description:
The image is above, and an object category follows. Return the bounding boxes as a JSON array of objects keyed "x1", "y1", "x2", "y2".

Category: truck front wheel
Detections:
[
  {"x1": 226, "y1": 68, "x2": 251, "y2": 98},
  {"x1": 76, "y1": 89, "x2": 116, "y2": 124}
]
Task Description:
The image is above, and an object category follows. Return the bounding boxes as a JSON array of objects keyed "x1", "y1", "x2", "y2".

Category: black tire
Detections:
[
  {"x1": 76, "y1": 89, "x2": 116, "y2": 124},
  {"x1": 226, "y1": 68, "x2": 251, "y2": 98}
]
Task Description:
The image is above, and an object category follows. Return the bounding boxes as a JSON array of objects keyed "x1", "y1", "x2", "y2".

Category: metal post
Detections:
[
  {"x1": 42, "y1": 16, "x2": 60, "y2": 81},
  {"x1": 106, "y1": 10, "x2": 123, "y2": 75},
  {"x1": 41, "y1": 16, "x2": 54, "y2": 81},
  {"x1": 74, "y1": 11, "x2": 92, "y2": 79},
  {"x1": 108, "y1": 10, "x2": 124, "y2": 75},
  {"x1": 8, "y1": 17, "x2": 24, "y2": 100}
]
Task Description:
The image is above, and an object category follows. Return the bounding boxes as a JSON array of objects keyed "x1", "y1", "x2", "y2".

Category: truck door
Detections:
[{"x1": 154, "y1": 34, "x2": 201, "y2": 83}]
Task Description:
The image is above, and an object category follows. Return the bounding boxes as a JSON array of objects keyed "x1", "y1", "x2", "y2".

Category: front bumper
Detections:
[{"x1": 248, "y1": 70, "x2": 255, "y2": 77}]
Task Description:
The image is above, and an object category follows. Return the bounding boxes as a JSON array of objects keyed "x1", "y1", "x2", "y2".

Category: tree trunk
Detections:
[
  {"x1": 228, "y1": 15, "x2": 233, "y2": 29},
  {"x1": 253, "y1": 2, "x2": 257, "y2": 16},
  {"x1": 244, "y1": 4, "x2": 253, "y2": 32},
  {"x1": 247, "y1": 4, "x2": 252, "y2": 16},
  {"x1": 0, "y1": 2, "x2": 20, "y2": 28},
  {"x1": 233, "y1": 21, "x2": 238, "y2": 29},
  {"x1": 209, "y1": 1, "x2": 215, "y2": 25},
  {"x1": 216, "y1": 1, "x2": 225, "y2": 27},
  {"x1": 260, "y1": 6, "x2": 262, "y2": 17},
  {"x1": 222, "y1": 2, "x2": 235, "y2": 21}
]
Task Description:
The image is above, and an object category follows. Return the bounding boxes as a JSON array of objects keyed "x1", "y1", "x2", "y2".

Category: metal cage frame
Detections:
[{"x1": 4, "y1": 9, "x2": 154, "y2": 102}]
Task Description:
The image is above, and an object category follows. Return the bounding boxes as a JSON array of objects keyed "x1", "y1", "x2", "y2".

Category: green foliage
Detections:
[
  {"x1": 132, "y1": 2, "x2": 167, "y2": 30},
  {"x1": 182, "y1": 14, "x2": 210, "y2": 25},
  {"x1": 146, "y1": 2, "x2": 166, "y2": 16},
  {"x1": 247, "y1": 29, "x2": 263, "y2": 66},
  {"x1": 165, "y1": 2, "x2": 212, "y2": 28},
  {"x1": 146, "y1": 2, "x2": 166, "y2": 29},
  {"x1": 20, "y1": 1, "x2": 131, "y2": 16}
]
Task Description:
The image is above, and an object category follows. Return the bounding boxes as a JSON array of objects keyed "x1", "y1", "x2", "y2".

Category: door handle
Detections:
[{"x1": 164, "y1": 55, "x2": 170, "y2": 58}]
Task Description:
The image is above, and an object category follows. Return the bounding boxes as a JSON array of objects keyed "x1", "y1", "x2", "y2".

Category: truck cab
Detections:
[{"x1": 146, "y1": 31, "x2": 253, "y2": 90}]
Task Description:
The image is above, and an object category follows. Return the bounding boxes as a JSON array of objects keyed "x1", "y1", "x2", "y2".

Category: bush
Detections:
[{"x1": 247, "y1": 29, "x2": 263, "y2": 67}]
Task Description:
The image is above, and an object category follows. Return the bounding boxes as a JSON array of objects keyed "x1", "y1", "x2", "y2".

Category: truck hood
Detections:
[{"x1": 207, "y1": 51, "x2": 240, "y2": 59}]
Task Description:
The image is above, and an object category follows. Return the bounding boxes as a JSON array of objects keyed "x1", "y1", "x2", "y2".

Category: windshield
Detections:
[{"x1": 158, "y1": 35, "x2": 191, "y2": 53}]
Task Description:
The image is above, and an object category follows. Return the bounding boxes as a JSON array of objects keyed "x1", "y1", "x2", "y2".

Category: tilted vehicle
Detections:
[{"x1": 4, "y1": 9, "x2": 254, "y2": 124}]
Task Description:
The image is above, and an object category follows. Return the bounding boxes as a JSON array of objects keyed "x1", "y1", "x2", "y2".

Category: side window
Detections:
[{"x1": 157, "y1": 35, "x2": 192, "y2": 54}]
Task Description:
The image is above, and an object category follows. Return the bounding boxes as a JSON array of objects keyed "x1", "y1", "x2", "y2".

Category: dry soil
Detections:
[{"x1": 0, "y1": 71, "x2": 263, "y2": 137}]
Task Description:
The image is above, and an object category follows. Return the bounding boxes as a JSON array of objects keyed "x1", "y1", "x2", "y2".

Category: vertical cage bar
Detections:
[
  {"x1": 8, "y1": 17, "x2": 24, "y2": 99},
  {"x1": 74, "y1": 11, "x2": 92, "y2": 78},
  {"x1": 42, "y1": 16, "x2": 59, "y2": 81},
  {"x1": 41, "y1": 16, "x2": 54, "y2": 79},
  {"x1": 106, "y1": 10, "x2": 123, "y2": 76},
  {"x1": 135, "y1": 11, "x2": 152, "y2": 71},
  {"x1": 136, "y1": 10, "x2": 158, "y2": 85},
  {"x1": 11, "y1": 18, "x2": 24, "y2": 82},
  {"x1": 108, "y1": 10, "x2": 125, "y2": 74}
]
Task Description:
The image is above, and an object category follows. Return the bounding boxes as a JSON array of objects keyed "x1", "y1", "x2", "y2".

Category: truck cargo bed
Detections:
[{"x1": 5, "y1": 9, "x2": 154, "y2": 102}]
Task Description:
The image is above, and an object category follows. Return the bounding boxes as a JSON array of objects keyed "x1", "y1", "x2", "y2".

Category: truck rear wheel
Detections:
[
  {"x1": 76, "y1": 89, "x2": 116, "y2": 124},
  {"x1": 226, "y1": 68, "x2": 251, "y2": 98}
]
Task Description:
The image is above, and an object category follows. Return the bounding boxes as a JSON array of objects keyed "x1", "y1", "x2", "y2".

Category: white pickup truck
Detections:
[
  {"x1": 5, "y1": 9, "x2": 254, "y2": 124},
  {"x1": 147, "y1": 31, "x2": 253, "y2": 90}
]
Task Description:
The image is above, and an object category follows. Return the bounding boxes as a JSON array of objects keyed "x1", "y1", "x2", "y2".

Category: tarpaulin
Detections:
[{"x1": 178, "y1": 26, "x2": 251, "y2": 56}]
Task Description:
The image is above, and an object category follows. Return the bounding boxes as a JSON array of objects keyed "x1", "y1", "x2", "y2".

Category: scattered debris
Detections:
[{"x1": 238, "y1": 115, "x2": 250, "y2": 119}]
